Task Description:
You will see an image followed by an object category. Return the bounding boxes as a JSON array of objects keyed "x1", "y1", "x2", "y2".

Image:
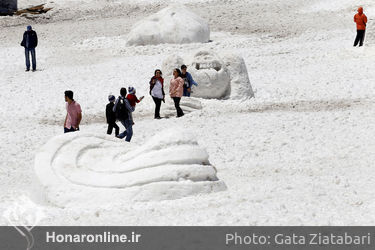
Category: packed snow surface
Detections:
[
  {"x1": 34, "y1": 130, "x2": 225, "y2": 207},
  {"x1": 1, "y1": 0, "x2": 375, "y2": 226},
  {"x1": 162, "y1": 97, "x2": 203, "y2": 117},
  {"x1": 126, "y1": 5, "x2": 210, "y2": 46},
  {"x1": 162, "y1": 50, "x2": 254, "y2": 99}
]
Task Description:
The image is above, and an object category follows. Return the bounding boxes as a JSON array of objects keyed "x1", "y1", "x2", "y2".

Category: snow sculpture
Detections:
[
  {"x1": 34, "y1": 129, "x2": 226, "y2": 207},
  {"x1": 126, "y1": 5, "x2": 210, "y2": 46},
  {"x1": 162, "y1": 50, "x2": 254, "y2": 99},
  {"x1": 163, "y1": 97, "x2": 203, "y2": 118}
]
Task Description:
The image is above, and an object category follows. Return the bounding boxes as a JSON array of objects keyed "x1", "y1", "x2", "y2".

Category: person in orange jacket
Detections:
[{"x1": 353, "y1": 7, "x2": 367, "y2": 47}]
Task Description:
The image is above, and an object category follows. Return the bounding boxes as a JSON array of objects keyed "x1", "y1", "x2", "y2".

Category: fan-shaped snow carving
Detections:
[
  {"x1": 162, "y1": 50, "x2": 254, "y2": 99},
  {"x1": 126, "y1": 5, "x2": 210, "y2": 46},
  {"x1": 34, "y1": 130, "x2": 226, "y2": 207}
]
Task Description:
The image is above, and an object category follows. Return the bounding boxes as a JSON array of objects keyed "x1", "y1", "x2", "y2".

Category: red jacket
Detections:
[
  {"x1": 126, "y1": 94, "x2": 140, "y2": 107},
  {"x1": 354, "y1": 7, "x2": 367, "y2": 30}
]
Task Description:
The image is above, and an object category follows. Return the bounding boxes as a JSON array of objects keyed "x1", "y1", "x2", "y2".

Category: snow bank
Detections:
[
  {"x1": 126, "y1": 5, "x2": 210, "y2": 46},
  {"x1": 162, "y1": 50, "x2": 254, "y2": 99},
  {"x1": 303, "y1": 0, "x2": 357, "y2": 12},
  {"x1": 163, "y1": 97, "x2": 203, "y2": 117},
  {"x1": 34, "y1": 130, "x2": 226, "y2": 207}
]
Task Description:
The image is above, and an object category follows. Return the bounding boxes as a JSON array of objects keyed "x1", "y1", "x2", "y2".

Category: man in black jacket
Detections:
[{"x1": 20, "y1": 25, "x2": 38, "y2": 72}]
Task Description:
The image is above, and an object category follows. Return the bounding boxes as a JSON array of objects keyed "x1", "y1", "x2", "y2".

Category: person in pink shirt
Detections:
[
  {"x1": 169, "y1": 68, "x2": 184, "y2": 118},
  {"x1": 64, "y1": 90, "x2": 82, "y2": 133}
]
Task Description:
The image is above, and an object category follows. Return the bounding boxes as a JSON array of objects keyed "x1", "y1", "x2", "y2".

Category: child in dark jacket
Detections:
[
  {"x1": 126, "y1": 86, "x2": 144, "y2": 108},
  {"x1": 106, "y1": 95, "x2": 119, "y2": 136}
]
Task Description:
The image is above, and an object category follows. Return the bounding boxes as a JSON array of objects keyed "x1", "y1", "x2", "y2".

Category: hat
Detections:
[
  {"x1": 27, "y1": 25, "x2": 32, "y2": 31},
  {"x1": 108, "y1": 95, "x2": 115, "y2": 102},
  {"x1": 128, "y1": 86, "x2": 136, "y2": 95}
]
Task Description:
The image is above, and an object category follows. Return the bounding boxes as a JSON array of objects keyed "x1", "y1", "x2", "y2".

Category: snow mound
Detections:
[
  {"x1": 34, "y1": 130, "x2": 226, "y2": 207},
  {"x1": 162, "y1": 50, "x2": 254, "y2": 99},
  {"x1": 126, "y1": 5, "x2": 210, "y2": 46},
  {"x1": 163, "y1": 97, "x2": 203, "y2": 118}
]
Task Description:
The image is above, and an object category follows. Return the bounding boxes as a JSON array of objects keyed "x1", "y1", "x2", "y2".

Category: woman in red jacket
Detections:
[
  {"x1": 169, "y1": 68, "x2": 184, "y2": 118},
  {"x1": 354, "y1": 7, "x2": 367, "y2": 47}
]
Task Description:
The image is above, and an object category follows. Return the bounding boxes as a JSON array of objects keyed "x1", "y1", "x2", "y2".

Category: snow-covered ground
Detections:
[{"x1": 1, "y1": 0, "x2": 375, "y2": 225}]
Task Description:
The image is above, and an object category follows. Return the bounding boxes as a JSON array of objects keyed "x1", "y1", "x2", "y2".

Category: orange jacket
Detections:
[{"x1": 354, "y1": 7, "x2": 367, "y2": 30}]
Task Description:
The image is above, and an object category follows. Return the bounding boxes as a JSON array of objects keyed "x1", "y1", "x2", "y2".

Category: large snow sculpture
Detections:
[
  {"x1": 126, "y1": 5, "x2": 210, "y2": 46},
  {"x1": 162, "y1": 50, "x2": 254, "y2": 99},
  {"x1": 34, "y1": 129, "x2": 226, "y2": 207}
]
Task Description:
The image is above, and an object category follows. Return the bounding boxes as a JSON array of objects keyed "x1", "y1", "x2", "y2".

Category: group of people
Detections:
[
  {"x1": 105, "y1": 86, "x2": 140, "y2": 142},
  {"x1": 64, "y1": 65, "x2": 198, "y2": 143},
  {"x1": 149, "y1": 66, "x2": 198, "y2": 119},
  {"x1": 37, "y1": 6, "x2": 370, "y2": 142}
]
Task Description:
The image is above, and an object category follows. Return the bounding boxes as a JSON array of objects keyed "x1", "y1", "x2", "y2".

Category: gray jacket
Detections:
[{"x1": 113, "y1": 96, "x2": 135, "y2": 121}]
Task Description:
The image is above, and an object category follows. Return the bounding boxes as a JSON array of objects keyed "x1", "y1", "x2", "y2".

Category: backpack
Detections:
[{"x1": 115, "y1": 97, "x2": 129, "y2": 120}]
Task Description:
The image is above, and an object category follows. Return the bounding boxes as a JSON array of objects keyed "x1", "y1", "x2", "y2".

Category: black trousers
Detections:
[
  {"x1": 354, "y1": 30, "x2": 366, "y2": 46},
  {"x1": 152, "y1": 96, "x2": 162, "y2": 118},
  {"x1": 64, "y1": 126, "x2": 79, "y2": 133},
  {"x1": 107, "y1": 122, "x2": 119, "y2": 136},
  {"x1": 173, "y1": 97, "x2": 184, "y2": 117}
]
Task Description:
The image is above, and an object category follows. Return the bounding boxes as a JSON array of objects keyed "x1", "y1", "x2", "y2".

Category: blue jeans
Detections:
[
  {"x1": 183, "y1": 87, "x2": 191, "y2": 97},
  {"x1": 118, "y1": 120, "x2": 133, "y2": 142},
  {"x1": 25, "y1": 48, "x2": 36, "y2": 70}
]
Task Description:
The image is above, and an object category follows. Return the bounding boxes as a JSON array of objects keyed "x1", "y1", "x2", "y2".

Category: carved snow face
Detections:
[
  {"x1": 162, "y1": 50, "x2": 253, "y2": 100},
  {"x1": 188, "y1": 51, "x2": 231, "y2": 99}
]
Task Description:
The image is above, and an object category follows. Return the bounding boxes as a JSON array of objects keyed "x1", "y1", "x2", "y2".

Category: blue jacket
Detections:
[
  {"x1": 21, "y1": 30, "x2": 38, "y2": 49},
  {"x1": 183, "y1": 72, "x2": 198, "y2": 88},
  {"x1": 182, "y1": 72, "x2": 198, "y2": 97}
]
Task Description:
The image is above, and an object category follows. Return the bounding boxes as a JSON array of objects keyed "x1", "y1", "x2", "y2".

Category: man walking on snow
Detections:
[
  {"x1": 20, "y1": 25, "x2": 38, "y2": 71},
  {"x1": 181, "y1": 65, "x2": 198, "y2": 97},
  {"x1": 64, "y1": 90, "x2": 82, "y2": 133},
  {"x1": 113, "y1": 87, "x2": 135, "y2": 142},
  {"x1": 353, "y1": 7, "x2": 367, "y2": 47}
]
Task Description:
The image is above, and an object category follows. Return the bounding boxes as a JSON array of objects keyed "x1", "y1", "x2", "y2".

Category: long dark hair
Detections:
[
  {"x1": 174, "y1": 68, "x2": 182, "y2": 77},
  {"x1": 154, "y1": 69, "x2": 162, "y2": 76}
]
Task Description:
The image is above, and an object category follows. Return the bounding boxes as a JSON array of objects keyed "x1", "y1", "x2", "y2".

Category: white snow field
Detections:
[
  {"x1": 34, "y1": 130, "x2": 226, "y2": 207},
  {"x1": 1, "y1": 0, "x2": 375, "y2": 225},
  {"x1": 126, "y1": 5, "x2": 210, "y2": 46}
]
